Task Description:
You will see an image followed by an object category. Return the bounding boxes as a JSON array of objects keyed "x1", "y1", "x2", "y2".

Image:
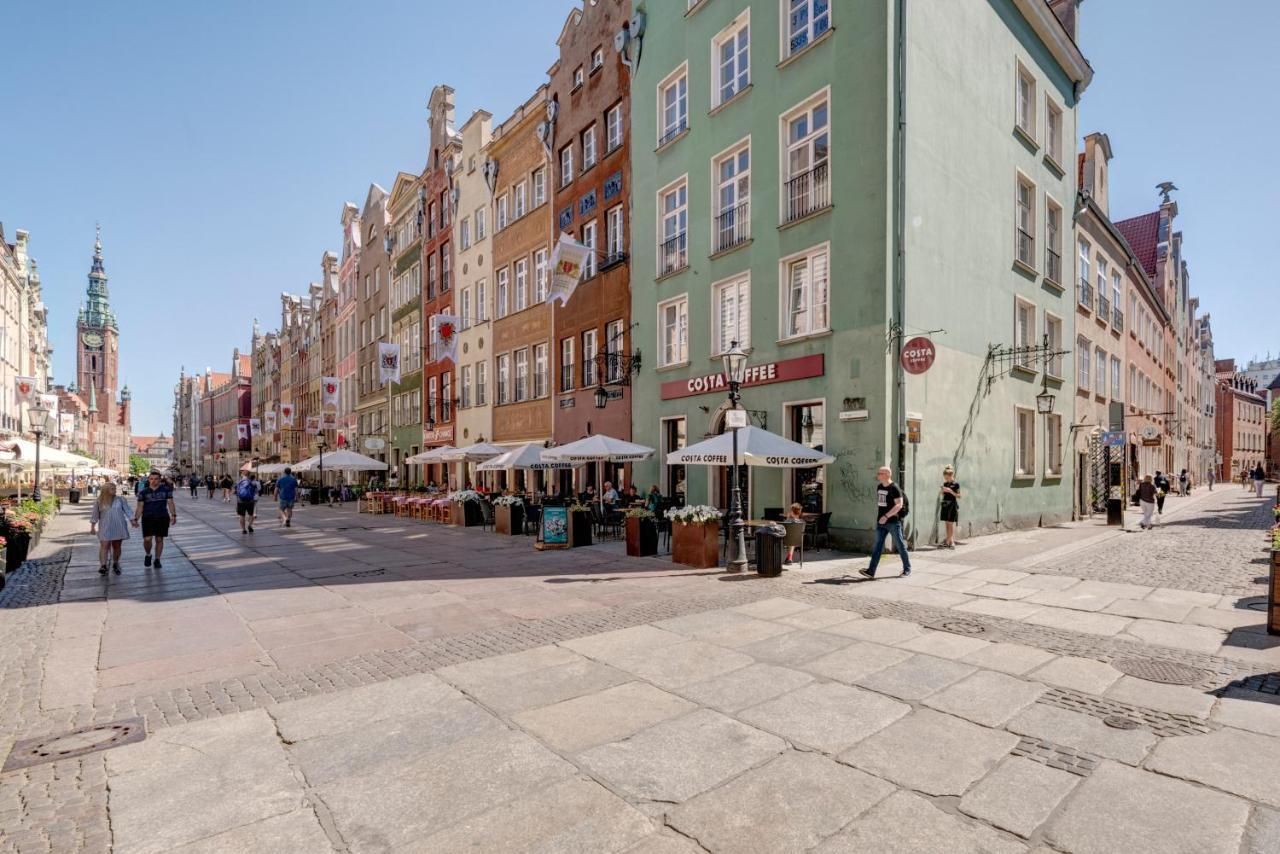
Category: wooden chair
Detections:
[{"x1": 782, "y1": 520, "x2": 806, "y2": 570}]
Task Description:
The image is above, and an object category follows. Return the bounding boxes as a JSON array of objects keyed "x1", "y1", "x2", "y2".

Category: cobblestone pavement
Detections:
[{"x1": 0, "y1": 485, "x2": 1277, "y2": 852}]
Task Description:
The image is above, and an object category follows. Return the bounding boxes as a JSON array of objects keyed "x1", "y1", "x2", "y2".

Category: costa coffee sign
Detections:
[
  {"x1": 900, "y1": 337, "x2": 936, "y2": 375},
  {"x1": 661, "y1": 354, "x2": 824, "y2": 401}
]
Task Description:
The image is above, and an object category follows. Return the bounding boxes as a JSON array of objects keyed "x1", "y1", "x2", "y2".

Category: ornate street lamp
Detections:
[
  {"x1": 722, "y1": 341, "x2": 749, "y2": 573},
  {"x1": 27, "y1": 402, "x2": 52, "y2": 502},
  {"x1": 593, "y1": 385, "x2": 609, "y2": 409}
]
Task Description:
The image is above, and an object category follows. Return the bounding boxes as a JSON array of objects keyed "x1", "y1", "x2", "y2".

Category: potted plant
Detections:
[
  {"x1": 1269, "y1": 526, "x2": 1280, "y2": 636},
  {"x1": 449, "y1": 490, "x2": 485, "y2": 527},
  {"x1": 4, "y1": 515, "x2": 32, "y2": 572},
  {"x1": 493, "y1": 495, "x2": 524, "y2": 535},
  {"x1": 625, "y1": 508, "x2": 659, "y2": 557},
  {"x1": 668, "y1": 505, "x2": 722, "y2": 569},
  {"x1": 568, "y1": 501, "x2": 594, "y2": 547}
]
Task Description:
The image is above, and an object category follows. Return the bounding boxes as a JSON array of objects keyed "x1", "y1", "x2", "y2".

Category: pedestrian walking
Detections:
[
  {"x1": 1137, "y1": 475, "x2": 1158, "y2": 530},
  {"x1": 860, "y1": 466, "x2": 911, "y2": 579},
  {"x1": 1253, "y1": 463, "x2": 1267, "y2": 498},
  {"x1": 1242, "y1": 467, "x2": 1251, "y2": 491},
  {"x1": 188, "y1": 474, "x2": 199, "y2": 498},
  {"x1": 1208, "y1": 467, "x2": 1215, "y2": 490},
  {"x1": 1154, "y1": 471, "x2": 1169, "y2": 515},
  {"x1": 205, "y1": 473, "x2": 215, "y2": 499},
  {"x1": 132, "y1": 470, "x2": 177, "y2": 569},
  {"x1": 276, "y1": 467, "x2": 299, "y2": 528},
  {"x1": 939, "y1": 466, "x2": 960, "y2": 549},
  {"x1": 1178, "y1": 469, "x2": 1188, "y2": 496},
  {"x1": 89, "y1": 482, "x2": 131, "y2": 575},
  {"x1": 235, "y1": 472, "x2": 259, "y2": 534},
  {"x1": 220, "y1": 474, "x2": 234, "y2": 502}
]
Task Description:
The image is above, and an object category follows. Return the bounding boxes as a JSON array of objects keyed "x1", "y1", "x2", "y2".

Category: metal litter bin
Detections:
[
  {"x1": 68, "y1": 489, "x2": 81, "y2": 504},
  {"x1": 754, "y1": 525, "x2": 786, "y2": 577}
]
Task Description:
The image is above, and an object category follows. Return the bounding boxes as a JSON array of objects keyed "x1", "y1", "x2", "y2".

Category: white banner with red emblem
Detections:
[
  {"x1": 215, "y1": 431, "x2": 226, "y2": 447},
  {"x1": 59, "y1": 413, "x2": 74, "y2": 435},
  {"x1": 377, "y1": 342, "x2": 401, "y2": 385},
  {"x1": 265, "y1": 410, "x2": 277, "y2": 432},
  {"x1": 429, "y1": 315, "x2": 460, "y2": 364},
  {"x1": 236, "y1": 424, "x2": 248, "y2": 441},
  {"x1": 321, "y1": 377, "x2": 339, "y2": 408},
  {"x1": 249, "y1": 417, "x2": 261, "y2": 437},
  {"x1": 305, "y1": 415, "x2": 321, "y2": 435},
  {"x1": 279, "y1": 404, "x2": 295, "y2": 427},
  {"x1": 547, "y1": 233, "x2": 590, "y2": 307},
  {"x1": 14, "y1": 377, "x2": 37, "y2": 406}
]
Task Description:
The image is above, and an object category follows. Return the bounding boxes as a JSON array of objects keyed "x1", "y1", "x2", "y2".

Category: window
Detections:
[
  {"x1": 658, "y1": 296, "x2": 689, "y2": 367},
  {"x1": 1015, "y1": 408, "x2": 1036, "y2": 477},
  {"x1": 476, "y1": 359, "x2": 487, "y2": 406},
  {"x1": 1045, "y1": 200, "x2": 1062, "y2": 283},
  {"x1": 440, "y1": 191, "x2": 450, "y2": 228},
  {"x1": 592, "y1": 47, "x2": 604, "y2": 71},
  {"x1": 1111, "y1": 356, "x2": 1122, "y2": 400},
  {"x1": 1046, "y1": 414, "x2": 1063, "y2": 476},
  {"x1": 582, "y1": 220, "x2": 597, "y2": 278},
  {"x1": 785, "y1": 0, "x2": 831, "y2": 58},
  {"x1": 514, "y1": 181, "x2": 527, "y2": 218},
  {"x1": 534, "y1": 343, "x2": 548, "y2": 398},
  {"x1": 658, "y1": 66, "x2": 689, "y2": 145},
  {"x1": 714, "y1": 13, "x2": 750, "y2": 107},
  {"x1": 659, "y1": 179, "x2": 688, "y2": 275},
  {"x1": 534, "y1": 248, "x2": 548, "y2": 302},
  {"x1": 582, "y1": 329, "x2": 598, "y2": 386},
  {"x1": 1014, "y1": 299, "x2": 1035, "y2": 368},
  {"x1": 460, "y1": 365, "x2": 472, "y2": 408},
  {"x1": 1095, "y1": 347, "x2": 1107, "y2": 398},
  {"x1": 605, "y1": 319, "x2": 624, "y2": 383},
  {"x1": 573, "y1": 65, "x2": 584, "y2": 88},
  {"x1": 1078, "y1": 239, "x2": 1092, "y2": 308},
  {"x1": 1096, "y1": 258, "x2": 1108, "y2": 317},
  {"x1": 605, "y1": 206, "x2": 624, "y2": 262},
  {"x1": 460, "y1": 287, "x2": 472, "y2": 331},
  {"x1": 475, "y1": 207, "x2": 487, "y2": 239},
  {"x1": 782, "y1": 245, "x2": 830, "y2": 339},
  {"x1": 582, "y1": 125, "x2": 597, "y2": 170},
  {"x1": 514, "y1": 258, "x2": 528, "y2": 312},
  {"x1": 496, "y1": 354, "x2": 510, "y2": 405},
  {"x1": 1046, "y1": 99, "x2": 1062, "y2": 165},
  {"x1": 441, "y1": 245, "x2": 450, "y2": 291},
  {"x1": 714, "y1": 275, "x2": 751, "y2": 355},
  {"x1": 606, "y1": 103, "x2": 623, "y2": 152},
  {"x1": 783, "y1": 95, "x2": 830, "y2": 222},
  {"x1": 1015, "y1": 62, "x2": 1036, "y2": 139},
  {"x1": 1076, "y1": 336, "x2": 1091, "y2": 391},
  {"x1": 514, "y1": 349, "x2": 528, "y2": 402},
  {"x1": 441, "y1": 372, "x2": 452, "y2": 421},
  {"x1": 1045, "y1": 313, "x2": 1062, "y2": 377},
  {"x1": 427, "y1": 252, "x2": 437, "y2": 299},
  {"x1": 427, "y1": 377, "x2": 437, "y2": 424},
  {"x1": 476, "y1": 278, "x2": 488, "y2": 322},
  {"x1": 459, "y1": 216, "x2": 471, "y2": 250},
  {"x1": 1015, "y1": 175, "x2": 1035, "y2": 268},
  {"x1": 715, "y1": 142, "x2": 750, "y2": 252},
  {"x1": 497, "y1": 194, "x2": 509, "y2": 230},
  {"x1": 532, "y1": 167, "x2": 545, "y2": 207},
  {"x1": 1111, "y1": 272, "x2": 1122, "y2": 328},
  {"x1": 1129, "y1": 364, "x2": 1136, "y2": 406},
  {"x1": 560, "y1": 145, "x2": 573, "y2": 188},
  {"x1": 496, "y1": 268, "x2": 509, "y2": 319},
  {"x1": 560, "y1": 337, "x2": 575, "y2": 392}
]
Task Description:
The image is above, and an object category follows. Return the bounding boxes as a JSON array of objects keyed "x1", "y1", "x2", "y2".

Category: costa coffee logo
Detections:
[{"x1": 901, "y1": 337, "x2": 936, "y2": 375}]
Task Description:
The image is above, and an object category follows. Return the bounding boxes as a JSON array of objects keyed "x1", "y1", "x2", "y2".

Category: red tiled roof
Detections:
[
  {"x1": 238, "y1": 354, "x2": 251, "y2": 377},
  {"x1": 1114, "y1": 211, "x2": 1160, "y2": 277},
  {"x1": 132, "y1": 435, "x2": 159, "y2": 453}
]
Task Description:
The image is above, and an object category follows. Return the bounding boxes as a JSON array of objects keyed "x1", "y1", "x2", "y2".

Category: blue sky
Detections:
[{"x1": 1, "y1": 0, "x2": 1274, "y2": 435}]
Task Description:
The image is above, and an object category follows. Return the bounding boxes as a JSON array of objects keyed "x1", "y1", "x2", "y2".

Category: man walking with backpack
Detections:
[
  {"x1": 235, "y1": 472, "x2": 260, "y2": 534},
  {"x1": 860, "y1": 466, "x2": 911, "y2": 580}
]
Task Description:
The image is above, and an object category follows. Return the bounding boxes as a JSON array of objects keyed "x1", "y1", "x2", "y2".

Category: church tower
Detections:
[{"x1": 76, "y1": 225, "x2": 120, "y2": 426}]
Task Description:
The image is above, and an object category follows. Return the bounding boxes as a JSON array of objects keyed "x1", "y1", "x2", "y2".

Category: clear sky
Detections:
[{"x1": 1, "y1": 0, "x2": 1274, "y2": 435}]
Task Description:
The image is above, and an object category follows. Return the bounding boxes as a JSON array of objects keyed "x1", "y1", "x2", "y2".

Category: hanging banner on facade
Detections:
[
  {"x1": 215, "y1": 431, "x2": 226, "y2": 447},
  {"x1": 249, "y1": 417, "x2": 262, "y2": 437},
  {"x1": 429, "y1": 314, "x2": 460, "y2": 364},
  {"x1": 279, "y1": 404, "x2": 295, "y2": 427},
  {"x1": 305, "y1": 416, "x2": 321, "y2": 435},
  {"x1": 14, "y1": 377, "x2": 37, "y2": 406},
  {"x1": 236, "y1": 424, "x2": 248, "y2": 441},
  {"x1": 321, "y1": 377, "x2": 339, "y2": 408},
  {"x1": 199, "y1": 436, "x2": 208, "y2": 449},
  {"x1": 321, "y1": 411, "x2": 337, "y2": 430},
  {"x1": 546, "y1": 233, "x2": 590, "y2": 307},
  {"x1": 377, "y1": 342, "x2": 402, "y2": 385},
  {"x1": 39, "y1": 393, "x2": 59, "y2": 418},
  {"x1": 265, "y1": 410, "x2": 277, "y2": 432},
  {"x1": 59, "y1": 413, "x2": 74, "y2": 435}
]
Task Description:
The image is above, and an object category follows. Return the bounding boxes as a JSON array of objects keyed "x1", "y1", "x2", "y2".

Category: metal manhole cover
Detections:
[
  {"x1": 1112, "y1": 657, "x2": 1212, "y2": 686},
  {"x1": 3, "y1": 718, "x2": 145, "y2": 772},
  {"x1": 926, "y1": 619, "x2": 987, "y2": 636},
  {"x1": 1103, "y1": 715, "x2": 1141, "y2": 730},
  {"x1": 349, "y1": 569, "x2": 386, "y2": 577}
]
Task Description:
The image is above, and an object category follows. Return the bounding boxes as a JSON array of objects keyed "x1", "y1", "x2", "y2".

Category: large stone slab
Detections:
[
  {"x1": 166, "y1": 809, "x2": 332, "y2": 854},
  {"x1": 605, "y1": 640, "x2": 753, "y2": 690},
  {"x1": 1245, "y1": 807, "x2": 1280, "y2": 854},
  {"x1": 413, "y1": 777, "x2": 654, "y2": 854},
  {"x1": 1212, "y1": 687, "x2": 1280, "y2": 737},
  {"x1": 738, "y1": 681, "x2": 910, "y2": 753},
  {"x1": 774, "y1": 606, "x2": 863, "y2": 631},
  {"x1": 561, "y1": 625, "x2": 687, "y2": 661},
  {"x1": 738, "y1": 630, "x2": 853, "y2": 668},
  {"x1": 1147, "y1": 727, "x2": 1280, "y2": 808},
  {"x1": 667, "y1": 752, "x2": 894, "y2": 854},
  {"x1": 270, "y1": 672, "x2": 462, "y2": 743},
  {"x1": 800, "y1": 641, "x2": 913, "y2": 684},
  {"x1": 730, "y1": 597, "x2": 812, "y2": 619},
  {"x1": 1104, "y1": 675, "x2": 1215, "y2": 718},
  {"x1": 1005, "y1": 703, "x2": 1156, "y2": 765},
  {"x1": 896, "y1": 629, "x2": 992, "y2": 660},
  {"x1": 821, "y1": 616, "x2": 925, "y2": 645},
  {"x1": 958, "y1": 756, "x2": 1078, "y2": 838},
  {"x1": 1118, "y1": 619, "x2": 1226, "y2": 654},
  {"x1": 960, "y1": 642, "x2": 1056, "y2": 676},
  {"x1": 513, "y1": 681, "x2": 696, "y2": 752},
  {"x1": 1023, "y1": 607, "x2": 1131, "y2": 635},
  {"x1": 1026, "y1": 656, "x2": 1121, "y2": 695},
  {"x1": 840, "y1": 708, "x2": 1017, "y2": 796},
  {"x1": 854, "y1": 654, "x2": 975, "y2": 701},
  {"x1": 923, "y1": 670, "x2": 1046, "y2": 727},
  {"x1": 576, "y1": 709, "x2": 785, "y2": 802},
  {"x1": 106, "y1": 710, "x2": 305, "y2": 854},
  {"x1": 814, "y1": 790, "x2": 1026, "y2": 854},
  {"x1": 677, "y1": 663, "x2": 814, "y2": 713},
  {"x1": 1045, "y1": 762, "x2": 1249, "y2": 854},
  {"x1": 447, "y1": 656, "x2": 633, "y2": 714}
]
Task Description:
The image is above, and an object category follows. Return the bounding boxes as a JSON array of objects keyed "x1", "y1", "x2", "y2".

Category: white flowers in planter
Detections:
[
  {"x1": 449, "y1": 490, "x2": 483, "y2": 503},
  {"x1": 666, "y1": 504, "x2": 722, "y2": 525},
  {"x1": 492, "y1": 495, "x2": 523, "y2": 507}
]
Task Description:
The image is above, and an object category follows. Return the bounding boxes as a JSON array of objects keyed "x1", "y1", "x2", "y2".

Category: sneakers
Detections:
[
  {"x1": 153, "y1": 559, "x2": 162, "y2": 569},
  {"x1": 113, "y1": 564, "x2": 121, "y2": 575},
  {"x1": 285, "y1": 519, "x2": 291, "y2": 528},
  {"x1": 901, "y1": 569, "x2": 912, "y2": 577},
  {"x1": 247, "y1": 525, "x2": 254, "y2": 533},
  {"x1": 99, "y1": 565, "x2": 108, "y2": 575},
  {"x1": 144, "y1": 554, "x2": 152, "y2": 567},
  {"x1": 859, "y1": 568, "x2": 876, "y2": 580}
]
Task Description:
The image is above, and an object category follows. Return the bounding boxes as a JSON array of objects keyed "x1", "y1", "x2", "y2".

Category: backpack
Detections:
[
  {"x1": 236, "y1": 479, "x2": 256, "y2": 501},
  {"x1": 898, "y1": 489, "x2": 910, "y2": 519}
]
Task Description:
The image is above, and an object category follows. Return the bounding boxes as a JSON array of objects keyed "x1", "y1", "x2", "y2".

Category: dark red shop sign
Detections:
[
  {"x1": 660, "y1": 354, "x2": 825, "y2": 400},
  {"x1": 901, "y1": 337, "x2": 936, "y2": 375}
]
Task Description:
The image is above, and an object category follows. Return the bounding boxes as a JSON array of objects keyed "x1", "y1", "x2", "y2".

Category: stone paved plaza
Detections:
[{"x1": 1, "y1": 485, "x2": 1278, "y2": 852}]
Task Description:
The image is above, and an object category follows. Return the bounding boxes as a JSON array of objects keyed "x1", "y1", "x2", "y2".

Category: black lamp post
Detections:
[
  {"x1": 722, "y1": 341, "x2": 749, "y2": 573},
  {"x1": 27, "y1": 402, "x2": 51, "y2": 502}
]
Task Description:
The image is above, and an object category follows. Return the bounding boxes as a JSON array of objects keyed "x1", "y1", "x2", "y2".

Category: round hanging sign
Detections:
[{"x1": 901, "y1": 337, "x2": 936, "y2": 375}]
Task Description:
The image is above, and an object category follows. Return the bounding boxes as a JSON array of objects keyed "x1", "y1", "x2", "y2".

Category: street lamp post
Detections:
[
  {"x1": 722, "y1": 341, "x2": 749, "y2": 573},
  {"x1": 27, "y1": 402, "x2": 51, "y2": 502}
]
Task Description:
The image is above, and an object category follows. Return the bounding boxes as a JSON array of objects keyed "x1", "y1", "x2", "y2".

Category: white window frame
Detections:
[
  {"x1": 591, "y1": 48, "x2": 604, "y2": 71},
  {"x1": 1014, "y1": 297, "x2": 1036, "y2": 369},
  {"x1": 1095, "y1": 346, "x2": 1107, "y2": 399},
  {"x1": 606, "y1": 103, "x2": 623, "y2": 152},
  {"x1": 1046, "y1": 413, "x2": 1063, "y2": 477},
  {"x1": 1044, "y1": 196, "x2": 1062, "y2": 283},
  {"x1": 496, "y1": 354, "x2": 510, "y2": 405},
  {"x1": 514, "y1": 180, "x2": 527, "y2": 218},
  {"x1": 582, "y1": 124, "x2": 597, "y2": 171},
  {"x1": 582, "y1": 328, "x2": 599, "y2": 387},
  {"x1": 496, "y1": 194, "x2": 509, "y2": 230},
  {"x1": 1046, "y1": 98, "x2": 1063, "y2": 165},
  {"x1": 779, "y1": 242, "x2": 830, "y2": 341},
  {"x1": 532, "y1": 167, "x2": 545, "y2": 207},
  {"x1": 605, "y1": 320, "x2": 624, "y2": 384},
  {"x1": 475, "y1": 206, "x2": 487, "y2": 239},
  {"x1": 1015, "y1": 60, "x2": 1036, "y2": 141},
  {"x1": 582, "y1": 220, "x2": 598, "y2": 278},
  {"x1": 514, "y1": 258, "x2": 528, "y2": 312},
  {"x1": 782, "y1": 0, "x2": 832, "y2": 60},
  {"x1": 1015, "y1": 407, "x2": 1036, "y2": 478},
  {"x1": 560, "y1": 336, "x2": 575, "y2": 392},
  {"x1": 459, "y1": 216, "x2": 471, "y2": 250},
  {"x1": 657, "y1": 294, "x2": 689, "y2": 368},
  {"x1": 475, "y1": 359, "x2": 487, "y2": 406},
  {"x1": 1111, "y1": 355, "x2": 1122, "y2": 400},
  {"x1": 1015, "y1": 172, "x2": 1036, "y2": 269},
  {"x1": 460, "y1": 364, "x2": 472, "y2": 408},
  {"x1": 780, "y1": 89, "x2": 830, "y2": 223},
  {"x1": 1077, "y1": 335, "x2": 1091, "y2": 392},
  {"x1": 573, "y1": 65, "x2": 584, "y2": 88},
  {"x1": 1044, "y1": 312, "x2": 1063, "y2": 378},
  {"x1": 534, "y1": 342, "x2": 548, "y2": 398},
  {"x1": 460, "y1": 287, "x2": 472, "y2": 331},
  {"x1": 657, "y1": 175, "x2": 689, "y2": 276},
  {"x1": 514, "y1": 348, "x2": 528, "y2": 402},
  {"x1": 712, "y1": 10, "x2": 750, "y2": 108},
  {"x1": 534, "y1": 248, "x2": 548, "y2": 303},
  {"x1": 476, "y1": 278, "x2": 488, "y2": 322},
  {"x1": 496, "y1": 267, "x2": 509, "y2": 319},
  {"x1": 657, "y1": 63, "x2": 689, "y2": 145},
  {"x1": 713, "y1": 137, "x2": 751, "y2": 252},
  {"x1": 606, "y1": 206, "x2": 624, "y2": 261},
  {"x1": 712, "y1": 273, "x2": 751, "y2": 356},
  {"x1": 560, "y1": 144, "x2": 574, "y2": 188}
]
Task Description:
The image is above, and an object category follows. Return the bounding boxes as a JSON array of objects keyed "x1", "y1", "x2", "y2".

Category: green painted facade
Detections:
[{"x1": 629, "y1": 0, "x2": 1086, "y2": 548}]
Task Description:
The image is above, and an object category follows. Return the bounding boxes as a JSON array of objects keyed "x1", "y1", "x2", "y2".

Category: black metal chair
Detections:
[
  {"x1": 523, "y1": 500, "x2": 541, "y2": 535},
  {"x1": 479, "y1": 499, "x2": 495, "y2": 532}
]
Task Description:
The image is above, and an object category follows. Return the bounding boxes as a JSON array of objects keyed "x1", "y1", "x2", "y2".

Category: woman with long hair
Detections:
[{"x1": 89, "y1": 481, "x2": 132, "y2": 575}]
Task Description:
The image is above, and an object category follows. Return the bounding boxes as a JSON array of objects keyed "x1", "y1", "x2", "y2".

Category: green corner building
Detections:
[{"x1": 629, "y1": 0, "x2": 1091, "y2": 548}]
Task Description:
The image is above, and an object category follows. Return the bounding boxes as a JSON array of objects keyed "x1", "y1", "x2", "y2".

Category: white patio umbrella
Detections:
[
  {"x1": 293, "y1": 449, "x2": 388, "y2": 472},
  {"x1": 477, "y1": 442, "x2": 576, "y2": 472},
  {"x1": 438, "y1": 442, "x2": 508, "y2": 462},
  {"x1": 666, "y1": 426, "x2": 834, "y2": 467},
  {"x1": 541, "y1": 434, "x2": 655, "y2": 463},
  {"x1": 405, "y1": 445, "x2": 455, "y2": 465}
]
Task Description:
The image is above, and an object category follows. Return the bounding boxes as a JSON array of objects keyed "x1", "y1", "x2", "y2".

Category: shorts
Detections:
[
  {"x1": 141, "y1": 516, "x2": 170, "y2": 538},
  {"x1": 940, "y1": 504, "x2": 959, "y2": 523},
  {"x1": 278, "y1": 498, "x2": 295, "y2": 510},
  {"x1": 236, "y1": 500, "x2": 257, "y2": 517}
]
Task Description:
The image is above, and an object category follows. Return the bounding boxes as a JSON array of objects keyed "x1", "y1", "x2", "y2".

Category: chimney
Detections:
[{"x1": 1048, "y1": 0, "x2": 1079, "y2": 41}]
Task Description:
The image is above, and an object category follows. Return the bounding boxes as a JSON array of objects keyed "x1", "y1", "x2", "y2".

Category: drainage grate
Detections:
[
  {"x1": 924, "y1": 618, "x2": 988, "y2": 636},
  {"x1": 3, "y1": 718, "x2": 145, "y2": 772},
  {"x1": 1112, "y1": 656, "x2": 1213, "y2": 686},
  {"x1": 1103, "y1": 715, "x2": 1141, "y2": 730},
  {"x1": 349, "y1": 568, "x2": 386, "y2": 577}
]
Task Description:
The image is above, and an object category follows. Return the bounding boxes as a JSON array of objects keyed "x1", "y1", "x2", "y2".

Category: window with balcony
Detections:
[
  {"x1": 659, "y1": 179, "x2": 688, "y2": 276},
  {"x1": 714, "y1": 275, "x2": 750, "y2": 355},
  {"x1": 658, "y1": 296, "x2": 689, "y2": 367},
  {"x1": 1045, "y1": 200, "x2": 1062, "y2": 284},
  {"x1": 1078, "y1": 239, "x2": 1092, "y2": 309},
  {"x1": 783, "y1": 95, "x2": 830, "y2": 222},
  {"x1": 782, "y1": 245, "x2": 829, "y2": 339},
  {"x1": 714, "y1": 12, "x2": 750, "y2": 107},
  {"x1": 560, "y1": 337, "x2": 575, "y2": 392},
  {"x1": 1015, "y1": 175, "x2": 1035, "y2": 268},
  {"x1": 785, "y1": 0, "x2": 831, "y2": 59},
  {"x1": 604, "y1": 319, "x2": 625, "y2": 384},
  {"x1": 715, "y1": 142, "x2": 750, "y2": 253},
  {"x1": 658, "y1": 66, "x2": 688, "y2": 146},
  {"x1": 1111, "y1": 272, "x2": 1123, "y2": 330},
  {"x1": 605, "y1": 206, "x2": 625, "y2": 266}
]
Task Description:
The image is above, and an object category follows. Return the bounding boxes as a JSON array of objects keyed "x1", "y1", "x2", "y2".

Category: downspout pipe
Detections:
[{"x1": 893, "y1": 0, "x2": 909, "y2": 540}]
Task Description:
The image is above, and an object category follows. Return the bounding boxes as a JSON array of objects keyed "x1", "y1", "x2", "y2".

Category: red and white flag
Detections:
[
  {"x1": 279, "y1": 404, "x2": 295, "y2": 427},
  {"x1": 215, "y1": 431, "x2": 226, "y2": 447},
  {"x1": 249, "y1": 418, "x2": 262, "y2": 437},
  {"x1": 14, "y1": 377, "x2": 37, "y2": 406},
  {"x1": 236, "y1": 424, "x2": 248, "y2": 441},
  {"x1": 321, "y1": 377, "x2": 339, "y2": 407}
]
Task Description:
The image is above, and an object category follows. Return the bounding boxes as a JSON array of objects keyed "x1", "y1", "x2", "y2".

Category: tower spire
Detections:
[{"x1": 83, "y1": 226, "x2": 116, "y2": 330}]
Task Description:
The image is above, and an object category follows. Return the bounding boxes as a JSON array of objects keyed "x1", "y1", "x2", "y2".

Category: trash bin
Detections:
[
  {"x1": 309, "y1": 487, "x2": 321, "y2": 505},
  {"x1": 754, "y1": 525, "x2": 786, "y2": 577},
  {"x1": 68, "y1": 489, "x2": 81, "y2": 505}
]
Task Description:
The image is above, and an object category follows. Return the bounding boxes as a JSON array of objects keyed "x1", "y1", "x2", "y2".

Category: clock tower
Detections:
[{"x1": 76, "y1": 226, "x2": 121, "y2": 426}]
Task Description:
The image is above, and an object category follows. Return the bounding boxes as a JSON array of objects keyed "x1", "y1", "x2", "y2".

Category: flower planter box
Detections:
[
  {"x1": 495, "y1": 503, "x2": 524, "y2": 535},
  {"x1": 569, "y1": 510, "x2": 593, "y2": 548},
  {"x1": 626, "y1": 516, "x2": 658, "y2": 557},
  {"x1": 5, "y1": 532, "x2": 30, "y2": 572},
  {"x1": 672, "y1": 521, "x2": 720, "y2": 569},
  {"x1": 1269, "y1": 549, "x2": 1280, "y2": 636},
  {"x1": 452, "y1": 500, "x2": 484, "y2": 527}
]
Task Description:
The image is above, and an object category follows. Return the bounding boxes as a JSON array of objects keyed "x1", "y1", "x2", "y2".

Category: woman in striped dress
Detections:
[{"x1": 89, "y1": 482, "x2": 131, "y2": 575}]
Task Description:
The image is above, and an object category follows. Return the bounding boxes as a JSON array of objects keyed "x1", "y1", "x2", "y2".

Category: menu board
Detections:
[{"x1": 541, "y1": 505, "x2": 569, "y2": 548}]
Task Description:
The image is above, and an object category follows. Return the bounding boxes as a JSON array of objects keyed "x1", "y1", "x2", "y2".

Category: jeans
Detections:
[{"x1": 867, "y1": 520, "x2": 910, "y2": 576}]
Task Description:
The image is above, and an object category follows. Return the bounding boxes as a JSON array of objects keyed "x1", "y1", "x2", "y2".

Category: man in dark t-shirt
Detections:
[
  {"x1": 133, "y1": 471, "x2": 177, "y2": 569},
  {"x1": 860, "y1": 466, "x2": 911, "y2": 579}
]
